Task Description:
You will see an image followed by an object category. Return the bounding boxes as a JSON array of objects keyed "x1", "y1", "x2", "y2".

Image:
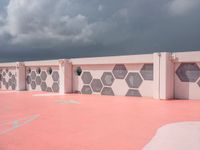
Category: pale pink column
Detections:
[
  {"x1": 159, "y1": 52, "x2": 174, "y2": 99},
  {"x1": 153, "y1": 52, "x2": 174, "y2": 100},
  {"x1": 153, "y1": 53, "x2": 161, "y2": 99},
  {"x1": 16, "y1": 62, "x2": 26, "y2": 91},
  {"x1": 59, "y1": 59, "x2": 72, "y2": 94}
]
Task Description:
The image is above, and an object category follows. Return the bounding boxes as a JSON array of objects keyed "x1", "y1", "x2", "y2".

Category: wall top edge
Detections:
[
  {"x1": 172, "y1": 51, "x2": 200, "y2": 62},
  {"x1": 0, "y1": 51, "x2": 200, "y2": 66},
  {"x1": 70, "y1": 54, "x2": 153, "y2": 65},
  {"x1": 0, "y1": 62, "x2": 16, "y2": 67},
  {"x1": 24, "y1": 59, "x2": 70, "y2": 66},
  {"x1": 24, "y1": 60, "x2": 59, "y2": 66}
]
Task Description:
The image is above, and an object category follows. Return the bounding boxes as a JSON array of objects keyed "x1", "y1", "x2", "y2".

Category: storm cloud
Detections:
[{"x1": 0, "y1": 0, "x2": 200, "y2": 62}]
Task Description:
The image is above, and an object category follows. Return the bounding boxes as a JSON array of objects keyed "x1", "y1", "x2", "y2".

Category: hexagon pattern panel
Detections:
[
  {"x1": 126, "y1": 89, "x2": 141, "y2": 97},
  {"x1": 26, "y1": 67, "x2": 59, "y2": 92},
  {"x1": 81, "y1": 85, "x2": 92, "y2": 94},
  {"x1": 140, "y1": 64, "x2": 153, "y2": 80},
  {"x1": 101, "y1": 72, "x2": 115, "y2": 86},
  {"x1": 197, "y1": 80, "x2": 200, "y2": 88},
  {"x1": 112, "y1": 64, "x2": 128, "y2": 79},
  {"x1": 176, "y1": 63, "x2": 200, "y2": 82},
  {"x1": 125, "y1": 72, "x2": 143, "y2": 88},
  {"x1": 74, "y1": 64, "x2": 154, "y2": 97},
  {"x1": 101, "y1": 87, "x2": 114, "y2": 96},
  {"x1": 175, "y1": 63, "x2": 200, "y2": 99},
  {"x1": 91, "y1": 79, "x2": 103, "y2": 92},
  {"x1": 81, "y1": 72, "x2": 92, "y2": 84},
  {"x1": 0, "y1": 68, "x2": 17, "y2": 90}
]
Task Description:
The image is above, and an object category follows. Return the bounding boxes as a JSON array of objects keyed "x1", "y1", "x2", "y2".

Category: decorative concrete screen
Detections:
[
  {"x1": 0, "y1": 67, "x2": 17, "y2": 90},
  {"x1": 73, "y1": 64, "x2": 154, "y2": 97},
  {"x1": 175, "y1": 62, "x2": 200, "y2": 99},
  {"x1": 26, "y1": 66, "x2": 60, "y2": 92}
]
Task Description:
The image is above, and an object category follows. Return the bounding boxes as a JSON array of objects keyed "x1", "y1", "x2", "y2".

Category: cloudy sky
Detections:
[{"x1": 0, "y1": 0, "x2": 200, "y2": 62}]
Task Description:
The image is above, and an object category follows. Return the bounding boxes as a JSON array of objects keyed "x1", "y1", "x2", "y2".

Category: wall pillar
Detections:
[
  {"x1": 153, "y1": 52, "x2": 174, "y2": 100},
  {"x1": 153, "y1": 52, "x2": 161, "y2": 99},
  {"x1": 59, "y1": 59, "x2": 72, "y2": 94},
  {"x1": 159, "y1": 52, "x2": 174, "y2": 99},
  {"x1": 16, "y1": 62, "x2": 26, "y2": 91}
]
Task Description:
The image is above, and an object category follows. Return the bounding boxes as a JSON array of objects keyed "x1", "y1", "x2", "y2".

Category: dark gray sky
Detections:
[{"x1": 0, "y1": 0, "x2": 200, "y2": 62}]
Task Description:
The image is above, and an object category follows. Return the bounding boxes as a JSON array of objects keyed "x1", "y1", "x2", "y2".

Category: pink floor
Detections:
[{"x1": 0, "y1": 91, "x2": 200, "y2": 150}]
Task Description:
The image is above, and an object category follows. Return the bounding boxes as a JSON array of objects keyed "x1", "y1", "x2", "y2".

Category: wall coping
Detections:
[
  {"x1": 0, "y1": 51, "x2": 200, "y2": 67},
  {"x1": 0, "y1": 62, "x2": 16, "y2": 67},
  {"x1": 70, "y1": 54, "x2": 153, "y2": 65},
  {"x1": 173, "y1": 51, "x2": 200, "y2": 62}
]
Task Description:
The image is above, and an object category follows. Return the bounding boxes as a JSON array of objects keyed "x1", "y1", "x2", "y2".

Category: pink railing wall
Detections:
[{"x1": 0, "y1": 51, "x2": 200, "y2": 100}]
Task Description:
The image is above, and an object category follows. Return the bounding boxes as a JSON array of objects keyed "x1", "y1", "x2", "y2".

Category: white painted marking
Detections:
[
  {"x1": 0, "y1": 91, "x2": 18, "y2": 93},
  {"x1": 33, "y1": 93, "x2": 65, "y2": 97},
  {"x1": 0, "y1": 114, "x2": 40, "y2": 135},
  {"x1": 143, "y1": 122, "x2": 200, "y2": 150},
  {"x1": 56, "y1": 100, "x2": 80, "y2": 104}
]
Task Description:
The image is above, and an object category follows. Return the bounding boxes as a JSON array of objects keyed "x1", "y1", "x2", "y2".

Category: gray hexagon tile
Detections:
[
  {"x1": 31, "y1": 81, "x2": 36, "y2": 89},
  {"x1": 26, "y1": 76, "x2": 31, "y2": 84},
  {"x1": 11, "y1": 83, "x2": 16, "y2": 90},
  {"x1": 47, "y1": 87, "x2": 53, "y2": 92},
  {"x1": 11, "y1": 75, "x2": 16, "y2": 83},
  {"x1": 31, "y1": 71, "x2": 36, "y2": 80},
  {"x1": 52, "y1": 82, "x2": 59, "y2": 92},
  {"x1": 197, "y1": 80, "x2": 200, "y2": 87},
  {"x1": 81, "y1": 85, "x2": 92, "y2": 94},
  {"x1": 101, "y1": 87, "x2": 114, "y2": 96},
  {"x1": 36, "y1": 76, "x2": 42, "y2": 85},
  {"x1": 91, "y1": 79, "x2": 103, "y2": 92},
  {"x1": 5, "y1": 82, "x2": 9, "y2": 89},
  {"x1": 176, "y1": 63, "x2": 200, "y2": 82},
  {"x1": 41, "y1": 71, "x2": 47, "y2": 81},
  {"x1": 8, "y1": 79, "x2": 12, "y2": 86},
  {"x1": 81, "y1": 72, "x2": 93, "y2": 84},
  {"x1": 41, "y1": 82, "x2": 47, "y2": 91},
  {"x1": 0, "y1": 74, "x2": 2, "y2": 81},
  {"x1": 101, "y1": 72, "x2": 115, "y2": 86},
  {"x1": 140, "y1": 64, "x2": 153, "y2": 80},
  {"x1": 52, "y1": 71, "x2": 59, "y2": 81},
  {"x1": 125, "y1": 72, "x2": 143, "y2": 88},
  {"x1": 8, "y1": 72, "x2": 12, "y2": 77},
  {"x1": 126, "y1": 89, "x2": 141, "y2": 97},
  {"x1": 3, "y1": 78, "x2": 6, "y2": 85},
  {"x1": 112, "y1": 64, "x2": 128, "y2": 79}
]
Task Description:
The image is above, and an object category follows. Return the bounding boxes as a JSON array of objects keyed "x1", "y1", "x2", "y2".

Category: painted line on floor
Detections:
[
  {"x1": 0, "y1": 114, "x2": 40, "y2": 135},
  {"x1": 56, "y1": 100, "x2": 80, "y2": 105},
  {"x1": 32, "y1": 93, "x2": 65, "y2": 97},
  {"x1": 0, "y1": 91, "x2": 18, "y2": 93}
]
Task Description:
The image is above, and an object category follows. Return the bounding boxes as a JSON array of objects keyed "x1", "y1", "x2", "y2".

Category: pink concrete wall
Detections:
[
  {"x1": 73, "y1": 63, "x2": 154, "y2": 97},
  {"x1": 0, "y1": 51, "x2": 200, "y2": 100}
]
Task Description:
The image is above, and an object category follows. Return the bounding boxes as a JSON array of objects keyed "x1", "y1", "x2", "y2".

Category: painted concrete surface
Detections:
[
  {"x1": 0, "y1": 92, "x2": 200, "y2": 150},
  {"x1": 144, "y1": 122, "x2": 200, "y2": 150}
]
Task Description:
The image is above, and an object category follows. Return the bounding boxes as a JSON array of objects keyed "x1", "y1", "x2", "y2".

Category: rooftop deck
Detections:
[{"x1": 0, "y1": 91, "x2": 200, "y2": 150}]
